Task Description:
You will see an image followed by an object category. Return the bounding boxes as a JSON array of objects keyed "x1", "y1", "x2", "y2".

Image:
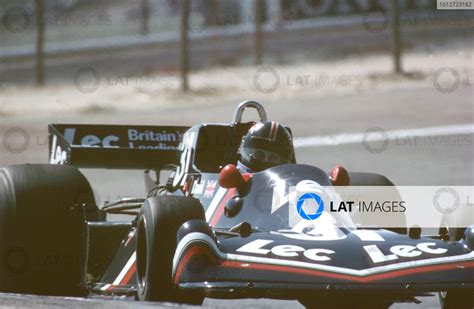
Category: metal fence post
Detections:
[
  {"x1": 209, "y1": 0, "x2": 219, "y2": 60},
  {"x1": 255, "y1": 0, "x2": 263, "y2": 65},
  {"x1": 390, "y1": 0, "x2": 402, "y2": 74},
  {"x1": 140, "y1": 0, "x2": 150, "y2": 35},
  {"x1": 180, "y1": 0, "x2": 190, "y2": 92},
  {"x1": 35, "y1": 0, "x2": 45, "y2": 86}
]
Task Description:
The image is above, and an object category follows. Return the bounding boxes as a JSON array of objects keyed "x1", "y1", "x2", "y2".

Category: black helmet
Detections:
[{"x1": 238, "y1": 121, "x2": 294, "y2": 172}]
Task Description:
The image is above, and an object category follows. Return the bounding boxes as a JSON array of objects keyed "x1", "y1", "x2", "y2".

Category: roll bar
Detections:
[{"x1": 232, "y1": 100, "x2": 268, "y2": 124}]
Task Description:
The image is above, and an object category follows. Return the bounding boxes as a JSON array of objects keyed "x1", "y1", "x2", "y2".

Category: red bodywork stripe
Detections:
[
  {"x1": 209, "y1": 188, "x2": 235, "y2": 226},
  {"x1": 105, "y1": 261, "x2": 137, "y2": 291},
  {"x1": 120, "y1": 262, "x2": 137, "y2": 285},
  {"x1": 219, "y1": 260, "x2": 474, "y2": 283},
  {"x1": 174, "y1": 244, "x2": 474, "y2": 285},
  {"x1": 174, "y1": 246, "x2": 215, "y2": 284}
]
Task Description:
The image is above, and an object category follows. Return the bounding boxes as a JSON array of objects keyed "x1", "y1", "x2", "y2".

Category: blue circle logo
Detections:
[{"x1": 297, "y1": 192, "x2": 325, "y2": 220}]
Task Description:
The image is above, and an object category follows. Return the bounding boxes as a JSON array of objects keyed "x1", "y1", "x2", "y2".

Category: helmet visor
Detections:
[{"x1": 241, "y1": 147, "x2": 290, "y2": 166}]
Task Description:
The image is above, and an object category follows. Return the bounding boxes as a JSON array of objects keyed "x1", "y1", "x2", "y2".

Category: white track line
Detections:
[{"x1": 293, "y1": 123, "x2": 474, "y2": 148}]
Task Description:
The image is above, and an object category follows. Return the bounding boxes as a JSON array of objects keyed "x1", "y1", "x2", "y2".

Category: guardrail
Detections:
[{"x1": 1, "y1": 11, "x2": 470, "y2": 62}]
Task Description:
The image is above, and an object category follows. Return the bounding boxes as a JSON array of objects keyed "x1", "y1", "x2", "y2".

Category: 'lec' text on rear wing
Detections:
[{"x1": 48, "y1": 124, "x2": 189, "y2": 169}]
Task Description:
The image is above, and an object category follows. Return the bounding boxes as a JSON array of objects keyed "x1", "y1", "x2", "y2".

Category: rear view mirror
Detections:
[
  {"x1": 219, "y1": 164, "x2": 245, "y2": 189},
  {"x1": 224, "y1": 195, "x2": 243, "y2": 218},
  {"x1": 329, "y1": 165, "x2": 350, "y2": 186}
]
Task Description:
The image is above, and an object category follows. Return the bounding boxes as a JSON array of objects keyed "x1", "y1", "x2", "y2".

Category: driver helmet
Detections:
[{"x1": 238, "y1": 121, "x2": 294, "y2": 172}]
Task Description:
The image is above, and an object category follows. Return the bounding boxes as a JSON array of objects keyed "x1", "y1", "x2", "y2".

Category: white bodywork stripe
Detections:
[
  {"x1": 351, "y1": 230, "x2": 386, "y2": 242},
  {"x1": 205, "y1": 187, "x2": 227, "y2": 221},
  {"x1": 100, "y1": 284, "x2": 111, "y2": 291},
  {"x1": 112, "y1": 252, "x2": 136, "y2": 286}
]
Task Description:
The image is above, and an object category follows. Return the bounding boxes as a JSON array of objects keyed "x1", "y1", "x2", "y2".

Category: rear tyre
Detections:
[
  {"x1": 439, "y1": 226, "x2": 466, "y2": 242},
  {"x1": 0, "y1": 164, "x2": 96, "y2": 296},
  {"x1": 136, "y1": 195, "x2": 205, "y2": 304}
]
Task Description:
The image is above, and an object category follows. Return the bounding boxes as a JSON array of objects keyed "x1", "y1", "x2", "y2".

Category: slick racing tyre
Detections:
[
  {"x1": 349, "y1": 172, "x2": 407, "y2": 235},
  {"x1": 439, "y1": 290, "x2": 474, "y2": 309},
  {"x1": 136, "y1": 195, "x2": 205, "y2": 304},
  {"x1": 438, "y1": 228, "x2": 473, "y2": 309},
  {"x1": 0, "y1": 164, "x2": 96, "y2": 296}
]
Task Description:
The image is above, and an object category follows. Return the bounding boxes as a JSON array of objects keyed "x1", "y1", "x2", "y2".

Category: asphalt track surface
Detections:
[{"x1": 0, "y1": 83, "x2": 473, "y2": 307}]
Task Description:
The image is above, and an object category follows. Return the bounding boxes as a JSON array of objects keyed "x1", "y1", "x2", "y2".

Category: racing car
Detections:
[{"x1": 0, "y1": 101, "x2": 472, "y2": 308}]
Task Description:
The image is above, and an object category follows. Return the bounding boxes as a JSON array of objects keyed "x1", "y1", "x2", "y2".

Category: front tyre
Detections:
[
  {"x1": 438, "y1": 226, "x2": 472, "y2": 309},
  {"x1": 439, "y1": 290, "x2": 473, "y2": 309},
  {"x1": 136, "y1": 195, "x2": 205, "y2": 304},
  {"x1": 0, "y1": 164, "x2": 96, "y2": 296}
]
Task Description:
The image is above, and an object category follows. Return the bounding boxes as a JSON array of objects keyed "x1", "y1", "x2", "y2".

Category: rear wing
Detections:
[{"x1": 48, "y1": 124, "x2": 189, "y2": 169}]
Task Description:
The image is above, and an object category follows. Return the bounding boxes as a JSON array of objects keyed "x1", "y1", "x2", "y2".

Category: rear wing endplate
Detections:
[{"x1": 48, "y1": 124, "x2": 189, "y2": 169}]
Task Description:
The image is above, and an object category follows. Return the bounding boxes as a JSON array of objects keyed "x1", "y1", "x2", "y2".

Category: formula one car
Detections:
[{"x1": 0, "y1": 101, "x2": 472, "y2": 308}]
